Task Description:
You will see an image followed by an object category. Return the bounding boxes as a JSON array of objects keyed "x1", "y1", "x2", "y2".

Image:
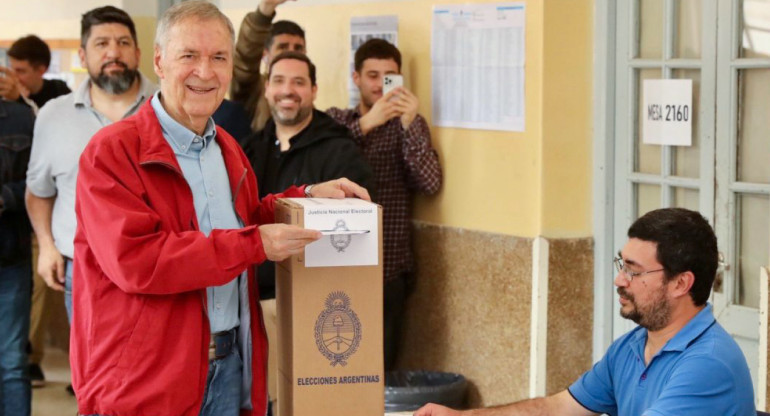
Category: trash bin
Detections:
[{"x1": 384, "y1": 370, "x2": 467, "y2": 412}]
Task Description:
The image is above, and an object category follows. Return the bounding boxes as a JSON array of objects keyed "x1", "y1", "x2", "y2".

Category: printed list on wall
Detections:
[{"x1": 432, "y1": 3, "x2": 526, "y2": 132}]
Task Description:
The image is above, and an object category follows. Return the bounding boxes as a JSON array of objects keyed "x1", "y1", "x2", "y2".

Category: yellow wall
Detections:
[
  {"x1": 224, "y1": 0, "x2": 565, "y2": 238},
  {"x1": 224, "y1": 0, "x2": 592, "y2": 238},
  {"x1": 133, "y1": 16, "x2": 158, "y2": 82},
  {"x1": 541, "y1": 1, "x2": 593, "y2": 237}
]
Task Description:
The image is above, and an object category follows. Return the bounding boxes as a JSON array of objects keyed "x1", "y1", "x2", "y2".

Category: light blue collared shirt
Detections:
[{"x1": 151, "y1": 92, "x2": 241, "y2": 333}]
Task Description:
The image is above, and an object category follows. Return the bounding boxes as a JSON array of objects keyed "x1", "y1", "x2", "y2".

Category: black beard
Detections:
[
  {"x1": 269, "y1": 94, "x2": 313, "y2": 126},
  {"x1": 618, "y1": 285, "x2": 672, "y2": 331},
  {"x1": 91, "y1": 61, "x2": 138, "y2": 95}
]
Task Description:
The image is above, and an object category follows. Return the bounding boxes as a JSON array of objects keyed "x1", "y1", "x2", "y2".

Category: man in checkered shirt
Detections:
[{"x1": 327, "y1": 38, "x2": 442, "y2": 370}]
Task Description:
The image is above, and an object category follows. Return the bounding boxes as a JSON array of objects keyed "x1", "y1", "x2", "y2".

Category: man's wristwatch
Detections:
[{"x1": 304, "y1": 184, "x2": 315, "y2": 198}]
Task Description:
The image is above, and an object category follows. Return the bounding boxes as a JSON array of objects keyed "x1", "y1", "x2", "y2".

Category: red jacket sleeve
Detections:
[{"x1": 76, "y1": 132, "x2": 268, "y2": 296}]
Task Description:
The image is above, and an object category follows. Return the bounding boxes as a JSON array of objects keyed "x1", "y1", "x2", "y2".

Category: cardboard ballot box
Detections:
[{"x1": 275, "y1": 198, "x2": 384, "y2": 416}]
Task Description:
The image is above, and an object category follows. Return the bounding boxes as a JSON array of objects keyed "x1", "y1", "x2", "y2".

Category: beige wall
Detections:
[{"x1": 222, "y1": 0, "x2": 593, "y2": 239}]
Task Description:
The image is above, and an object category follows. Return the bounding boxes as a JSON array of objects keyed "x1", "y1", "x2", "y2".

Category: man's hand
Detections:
[
  {"x1": 0, "y1": 66, "x2": 24, "y2": 101},
  {"x1": 359, "y1": 89, "x2": 401, "y2": 135},
  {"x1": 393, "y1": 86, "x2": 419, "y2": 129},
  {"x1": 258, "y1": 0, "x2": 295, "y2": 16},
  {"x1": 259, "y1": 223, "x2": 321, "y2": 261},
  {"x1": 307, "y1": 178, "x2": 371, "y2": 201},
  {"x1": 37, "y1": 242, "x2": 66, "y2": 291},
  {"x1": 414, "y1": 403, "x2": 465, "y2": 416}
]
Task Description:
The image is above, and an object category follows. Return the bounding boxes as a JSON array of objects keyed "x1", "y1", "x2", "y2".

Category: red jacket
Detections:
[{"x1": 71, "y1": 101, "x2": 303, "y2": 416}]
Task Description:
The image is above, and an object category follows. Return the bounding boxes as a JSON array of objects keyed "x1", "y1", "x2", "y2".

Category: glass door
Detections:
[{"x1": 713, "y1": 0, "x2": 770, "y2": 399}]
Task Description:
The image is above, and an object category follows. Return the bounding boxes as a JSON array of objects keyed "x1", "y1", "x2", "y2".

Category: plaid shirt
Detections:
[{"x1": 327, "y1": 107, "x2": 442, "y2": 282}]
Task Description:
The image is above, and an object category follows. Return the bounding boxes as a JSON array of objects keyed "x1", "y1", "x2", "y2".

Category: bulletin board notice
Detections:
[{"x1": 431, "y1": 3, "x2": 525, "y2": 132}]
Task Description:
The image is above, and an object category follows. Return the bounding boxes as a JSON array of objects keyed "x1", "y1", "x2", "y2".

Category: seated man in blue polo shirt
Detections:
[{"x1": 415, "y1": 208, "x2": 755, "y2": 416}]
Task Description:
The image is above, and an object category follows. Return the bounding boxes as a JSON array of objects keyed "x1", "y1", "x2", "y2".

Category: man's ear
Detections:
[
  {"x1": 34, "y1": 64, "x2": 48, "y2": 77},
  {"x1": 153, "y1": 45, "x2": 163, "y2": 79},
  {"x1": 78, "y1": 47, "x2": 86, "y2": 68},
  {"x1": 670, "y1": 270, "x2": 696, "y2": 300},
  {"x1": 352, "y1": 71, "x2": 361, "y2": 88}
]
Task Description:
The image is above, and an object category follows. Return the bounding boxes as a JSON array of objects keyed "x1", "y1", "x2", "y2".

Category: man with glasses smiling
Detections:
[{"x1": 416, "y1": 208, "x2": 755, "y2": 416}]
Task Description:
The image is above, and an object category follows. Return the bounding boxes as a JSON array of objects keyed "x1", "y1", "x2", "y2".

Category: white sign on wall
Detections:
[{"x1": 642, "y1": 79, "x2": 693, "y2": 146}]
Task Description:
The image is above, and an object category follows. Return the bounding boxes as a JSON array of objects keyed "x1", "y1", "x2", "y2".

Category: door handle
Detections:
[{"x1": 714, "y1": 251, "x2": 729, "y2": 293}]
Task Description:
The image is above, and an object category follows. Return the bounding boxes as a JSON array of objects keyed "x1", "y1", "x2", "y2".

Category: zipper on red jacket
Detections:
[
  {"x1": 139, "y1": 159, "x2": 209, "y2": 319},
  {"x1": 232, "y1": 167, "x2": 247, "y2": 224}
]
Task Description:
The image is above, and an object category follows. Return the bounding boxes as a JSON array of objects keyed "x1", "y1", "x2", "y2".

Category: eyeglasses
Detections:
[{"x1": 613, "y1": 256, "x2": 664, "y2": 282}]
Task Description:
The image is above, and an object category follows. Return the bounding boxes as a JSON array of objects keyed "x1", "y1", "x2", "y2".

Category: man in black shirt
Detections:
[
  {"x1": 243, "y1": 51, "x2": 373, "y2": 414},
  {"x1": 245, "y1": 51, "x2": 374, "y2": 294},
  {"x1": 0, "y1": 35, "x2": 70, "y2": 110}
]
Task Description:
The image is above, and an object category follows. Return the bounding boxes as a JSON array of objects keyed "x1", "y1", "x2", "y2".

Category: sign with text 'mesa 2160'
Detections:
[{"x1": 642, "y1": 79, "x2": 692, "y2": 146}]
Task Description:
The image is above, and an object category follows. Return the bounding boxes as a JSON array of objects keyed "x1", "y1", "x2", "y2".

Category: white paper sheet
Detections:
[
  {"x1": 431, "y1": 3, "x2": 526, "y2": 132},
  {"x1": 287, "y1": 198, "x2": 379, "y2": 267},
  {"x1": 348, "y1": 15, "x2": 399, "y2": 108}
]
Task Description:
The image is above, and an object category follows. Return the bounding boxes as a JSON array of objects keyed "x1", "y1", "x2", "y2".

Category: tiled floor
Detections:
[
  {"x1": 30, "y1": 349, "x2": 416, "y2": 416},
  {"x1": 32, "y1": 348, "x2": 78, "y2": 416}
]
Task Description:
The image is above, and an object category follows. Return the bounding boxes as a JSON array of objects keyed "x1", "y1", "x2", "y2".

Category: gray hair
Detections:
[{"x1": 155, "y1": 1, "x2": 234, "y2": 54}]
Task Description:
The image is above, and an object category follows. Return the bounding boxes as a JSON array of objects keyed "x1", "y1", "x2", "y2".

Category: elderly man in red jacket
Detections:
[{"x1": 70, "y1": 2, "x2": 369, "y2": 416}]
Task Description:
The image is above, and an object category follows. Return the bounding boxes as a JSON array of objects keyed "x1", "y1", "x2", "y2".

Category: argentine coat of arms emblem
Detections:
[{"x1": 314, "y1": 291, "x2": 362, "y2": 367}]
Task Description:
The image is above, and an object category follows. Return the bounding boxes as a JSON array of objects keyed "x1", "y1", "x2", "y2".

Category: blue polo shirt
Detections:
[{"x1": 569, "y1": 303, "x2": 754, "y2": 416}]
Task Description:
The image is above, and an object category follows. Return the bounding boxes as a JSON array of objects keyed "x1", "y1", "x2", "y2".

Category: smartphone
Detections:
[{"x1": 382, "y1": 74, "x2": 403, "y2": 96}]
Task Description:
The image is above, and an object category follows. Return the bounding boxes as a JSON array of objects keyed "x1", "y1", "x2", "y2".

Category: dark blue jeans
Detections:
[
  {"x1": 64, "y1": 258, "x2": 73, "y2": 323},
  {"x1": 199, "y1": 347, "x2": 243, "y2": 416},
  {"x1": 0, "y1": 262, "x2": 32, "y2": 416}
]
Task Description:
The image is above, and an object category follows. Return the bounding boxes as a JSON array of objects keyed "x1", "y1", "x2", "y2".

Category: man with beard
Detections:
[
  {"x1": 231, "y1": 0, "x2": 306, "y2": 133},
  {"x1": 25, "y1": 6, "x2": 156, "y2": 348},
  {"x1": 416, "y1": 208, "x2": 755, "y2": 416},
  {"x1": 242, "y1": 50, "x2": 373, "y2": 414}
]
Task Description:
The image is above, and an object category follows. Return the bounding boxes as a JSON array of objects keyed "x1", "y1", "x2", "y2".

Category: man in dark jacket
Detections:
[
  {"x1": 0, "y1": 98, "x2": 35, "y2": 416},
  {"x1": 243, "y1": 51, "x2": 373, "y2": 413}
]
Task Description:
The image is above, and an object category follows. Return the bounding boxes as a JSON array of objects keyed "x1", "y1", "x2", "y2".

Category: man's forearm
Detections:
[
  {"x1": 465, "y1": 391, "x2": 592, "y2": 416},
  {"x1": 402, "y1": 117, "x2": 442, "y2": 195},
  {"x1": 463, "y1": 397, "x2": 552, "y2": 416},
  {"x1": 25, "y1": 189, "x2": 56, "y2": 246}
]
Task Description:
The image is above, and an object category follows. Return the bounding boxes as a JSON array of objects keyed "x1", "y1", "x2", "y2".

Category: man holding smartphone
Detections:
[{"x1": 327, "y1": 38, "x2": 442, "y2": 371}]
